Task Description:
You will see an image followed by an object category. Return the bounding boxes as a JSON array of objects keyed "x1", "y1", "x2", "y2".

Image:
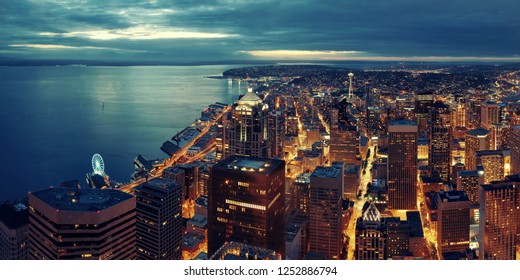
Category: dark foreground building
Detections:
[
  {"x1": 28, "y1": 188, "x2": 136, "y2": 260},
  {"x1": 208, "y1": 156, "x2": 285, "y2": 258}
]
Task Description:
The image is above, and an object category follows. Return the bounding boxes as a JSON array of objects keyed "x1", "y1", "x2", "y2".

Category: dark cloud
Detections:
[{"x1": 0, "y1": 0, "x2": 519, "y2": 63}]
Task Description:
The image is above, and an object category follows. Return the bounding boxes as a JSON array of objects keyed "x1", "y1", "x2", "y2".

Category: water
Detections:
[{"x1": 0, "y1": 65, "x2": 247, "y2": 201}]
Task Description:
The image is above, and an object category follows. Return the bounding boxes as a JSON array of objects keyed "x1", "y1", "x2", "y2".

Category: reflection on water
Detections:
[{"x1": 0, "y1": 65, "x2": 246, "y2": 200}]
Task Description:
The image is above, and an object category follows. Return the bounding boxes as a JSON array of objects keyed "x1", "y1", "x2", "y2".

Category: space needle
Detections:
[{"x1": 348, "y1": 72, "x2": 354, "y2": 100}]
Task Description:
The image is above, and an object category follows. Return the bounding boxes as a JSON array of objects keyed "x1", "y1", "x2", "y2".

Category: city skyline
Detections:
[
  {"x1": 2, "y1": 0, "x2": 520, "y2": 263},
  {"x1": 1, "y1": 0, "x2": 520, "y2": 64}
]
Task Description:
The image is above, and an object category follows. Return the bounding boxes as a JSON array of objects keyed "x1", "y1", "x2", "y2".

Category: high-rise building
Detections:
[
  {"x1": 208, "y1": 156, "x2": 285, "y2": 257},
  {"x1": 309, "y1": 165, "x2": 343, "y2": 259},
  {"x1": 476, "y1": 150, "x2": 505, "y2": 184},
  {"x1": 465, "y1": 129, "x2": 490, "y2": 170},
  {"x1": 415, "y1": 92, "x2": 434, "y2": 137},
  {"x1": 0, "y1": 203, "x2": 28, "y2": 259},
  {"x1": 454, "y1": 100, "x2": 467, "y2": 129},
  {"x1": 135, "y1": 178, "x2": 182, "y2": 260},
  {"x1": 387, "y1": 120, "x2": 418, "y2": 210},
  {"x1": 429, "y1": 101, "x2": 452, "y2": 182},
  {"x1": 355, "y1": 203, "x2": 425, "y2": 260},
  {"x1": 291, "y1": 173, "x2": 311, "y2": 214},
  {"x1": 457, "y1": 169, "x2": 484, "y2": 207},
  {"x1": 511, "y1": 126, "x2": 520, "y2": 175},
  {"x1": 28, "y1": 188, "x2": 136, "y2": 260},
  {"x1": 355, "y1": 203, "x2": 386, "y2": 260},
  {"x1": 269, "y1": 110, "x2": 285, "y2": 159},
  {"x1": 330, "y1": 124, "x2": 360, "y2": 165},
  {"x1": 479, "y1": 175, "x2": 520, "y2": 260},
  {"x1": 437, "y1": 190, "x2": 470, "y2": 255},
  {"x1": 216, "y1": 111, "x2": 230, "y2": 161},
  {"x1": 481, "y1": 101, "x2": 501, "y2": 130},
  {"x1": 227, "y1": 87, "x2": 269, "y2": 158},
  {"x1": 490, "y1": 122, "x2": 508, "y2": 150}
]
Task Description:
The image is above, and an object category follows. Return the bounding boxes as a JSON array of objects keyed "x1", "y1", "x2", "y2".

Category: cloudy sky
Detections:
[{"x1": 1, "y1": 0, "x2": 519, "y2": 64}]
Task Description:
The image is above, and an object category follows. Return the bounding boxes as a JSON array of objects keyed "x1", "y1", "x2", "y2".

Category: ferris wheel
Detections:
[{"x1": 92, "y1": 154, "x2": 105, "y2": 175}]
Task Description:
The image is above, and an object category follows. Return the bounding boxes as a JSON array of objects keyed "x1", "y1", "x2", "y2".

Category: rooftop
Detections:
[
  {"x1": 466, "y1": 128, "x2": 489, "y2": 136},
  {"x1": 195, "y1": 195, "x2": 208, "y2": 207},
  {"x1": 210, "y1": 241, "x2": 280, "y2": 260},
  {"x1": 0, "y1": 203, "x2": 28, "y2": 229},
  {"x1": 215, "y1": 155, "x2": 283, "y2": 174},
  {"x1": 476, "y1": 150, "x2": 504, "y2": 156},
  {"x1": 294, "y1": 172, "x2": 311, "y2": 184},
  {"x1": 458, "y1": 170, "x2": 480, "y2": 177},
  {"x1": 236, "y1": 87, "x2": 263, "y2": 106},
  {"x1": 406, "y1": 211, "x2": 424, "y2": 238},
  {"x1": 438, "y1": 190, "x2": 469, "y2": 203},
  {"x1": 30, "y1": 187, "x2": 133, "y2": 212},
  {"x1": 138, "y1": 178, "x2": 180, "y2": 191},
  {"x1": 182, "y1": 233, "x2": 204, "y2": 250},
  {"x1": 188, "y1": 214, "x2": 208, "y2": 228},
  {"x1": 362, "y1": 202, "x2": 381, "y2": 222},
  {"x1": 311, "y1": 166, "x2": 341, "y2": 178}
]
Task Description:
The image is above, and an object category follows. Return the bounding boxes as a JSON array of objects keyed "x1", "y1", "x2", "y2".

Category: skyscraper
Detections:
[
  {"x1": 479, "y1": 175, "x2": 520, "y2": 260},
  {"x1": 387, "y1": 120, "x2": 418, "y2": 210},
  {"x1": 329, "y1": 123, "x2": 360, "y2": 165},
  {"x1": 355, "y1": 203, "x2": 385, "y2": 260},
  {"x1": 465, "y1": 129, "x2": 490, "y2": 170},
  {"x1": 268, "y1": 110, "x2": 285, "y2": 159},
  {"x1": 437, "y1": 190, "x2": 470, "y2": 255},
  {"x1": 476, "y1": 150, "x2": 505, "y2": 184},
  {"x1": 0, "y1": 203, "x2": 28, "y2": 260},
  {"x1": 208, "y1": 156, "x2": 285, "y2": 257},
  {"x1": 28, "y1": 188, "x2": 136, "y2": 260},
  {"x1": 227, "y1": 87, "x2": 269, "y2": 158},
  {"x1": 309, "y1": 165, "x2": 343, "y2": 259},
  {"x1": 481, "y1": 101, "x2": 501, "y2": 130},
  {"x1": 414, "y1": 92, "x2": 434, "y2": 137},
  {"x1": 429, "y1": 101, "x2": 452, "y2": 182},
  {"x1": 511, "y1": 126, "x2": 520, "y2": 175},
  {"x1": 457, "y1": 169, "x2": 484, "y2": 207},
  {"x1": 135, "y1": 178, "x2": 182, "y2": 260}
]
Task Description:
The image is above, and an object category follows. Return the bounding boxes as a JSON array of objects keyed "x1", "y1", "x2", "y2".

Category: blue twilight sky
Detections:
[{"x1": 1, "y1": 0, "x2": 519, "y2": 64}]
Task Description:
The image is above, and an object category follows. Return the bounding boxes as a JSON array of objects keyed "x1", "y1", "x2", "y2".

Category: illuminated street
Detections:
[{"x1": 346, "y1": 145, "x2": 375, "y2": 260}]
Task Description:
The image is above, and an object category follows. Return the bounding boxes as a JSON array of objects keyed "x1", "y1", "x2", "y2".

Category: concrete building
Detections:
[
  {"x1": 457, "y1": 169, "x2": 484, "y2": 207},
  {"x1": 437, "y1": 191, "x2": 470, "y2": 256},
  {"x1": 330, "y1": 124, "x2": 360, "y2": 165},
  {"x1": 511, "y1": 126, "x2": 520, "y2": 175},
  {"x1": 28, "y1": 188, "x2": 136, "y2": 260},
  {"x1": 135, "y1": 178, "x2": 182, "y2": 260},
  {"x1": 309, "y1": 165, "x2": 343, "y2": 259},
  {"x1": 429, "y1": 101, "x2": 452, "y2": 182},
  {"x1": 465, "y1": 129, "x2": 490, "y2": 170},
  {"x1": 387, "y1": 120, "x2": 418, "y2": 210},
  {"x1": 227, "y1": 87, "x2": 269, "y2": 158},
  {"x1": 0, "y1": 203, "x2": 28, "y2": 259},
  {"x1": 479, "y1": 175, "x2": 520, "y2": 260},
  {"x1": 476, "y1": 150, "x2": 505, "y2": 184},
  {"x1": 208, "y1": 156, "x2": 285, "y2": 257}
]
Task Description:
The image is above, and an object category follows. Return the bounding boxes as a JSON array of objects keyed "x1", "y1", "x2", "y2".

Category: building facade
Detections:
[
  {"x1": 135, "y1": 178, "x2": 182, "y2": 260},
  {"x1": 227, "y1": 88, "x2": 269, "y2": 158},
  {"x1": 28, "y1": 188, "x2": 136, "y2": 260},
  {"x1": 428, "y1": 101, "x2": 452, "y2": 182},
  {"x1": 309, "y1": 165, "x2": 343, "y2": 259},
  {"x1": 479, "y1": 175, "x2": 520, "y2": 260},
  {"x1": 387, "y1": 120, "x2": 418, "y2": 210},
  {"x1": 437, "y1": 191, "x2": 470, "y2": 255},
  {"x1": 465, "y1": 129, "x2": 490, "y2": 170},
  {"x1": 208, "y1": 156, "x2": 285, "y2": 257}
]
